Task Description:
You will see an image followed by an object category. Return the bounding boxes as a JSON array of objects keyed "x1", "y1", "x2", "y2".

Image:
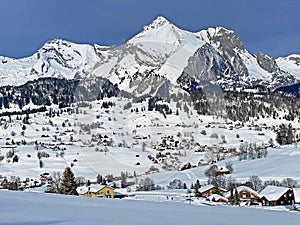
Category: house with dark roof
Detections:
[{"x1": 259, "y1": 186, "x2": 294, "y2": 206}]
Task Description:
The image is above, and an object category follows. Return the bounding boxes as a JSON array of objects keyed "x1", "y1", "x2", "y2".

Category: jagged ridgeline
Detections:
[{"x1": 1, "y1": 16, "x2": 300, "y2": 121}]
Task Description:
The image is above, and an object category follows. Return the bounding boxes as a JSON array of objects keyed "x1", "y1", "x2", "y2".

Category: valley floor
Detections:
[{"x1": 1, "y1": 190, "x2": 300, "y2": 225}]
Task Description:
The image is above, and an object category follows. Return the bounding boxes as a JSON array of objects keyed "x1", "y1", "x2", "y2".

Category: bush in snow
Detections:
[
  {"x1": 210, "y1": 133, "x2": 218, "y2": 139},
  {"x1": 167, "y1": 179, "x2": 184, "y2": 189},
  {"x1": 137, "y1": 177, "x2": 155, "y2": 191}
]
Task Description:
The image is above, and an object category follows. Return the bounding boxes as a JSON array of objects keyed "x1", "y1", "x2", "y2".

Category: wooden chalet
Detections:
[
  {"x1": 259, "y1": 186, "x2": 294, "y2": 206},
  {"x1": 199, "y1": 184, "x2": 227, "y2": 198},
  {"x1": 225, "y1": 186, "x2": 260, "y2": 205}
]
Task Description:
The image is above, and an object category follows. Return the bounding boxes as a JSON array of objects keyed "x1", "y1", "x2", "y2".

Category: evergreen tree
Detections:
[
  {"x1": 60, "y1": 167, "x2": 78, "y2": 195},
  {"x1": 287, "y1": 123, "x2": 294, "y2": 144},
  {"x1": 96, "y1": 174, "x2": 102, "y2": 184},
  {"x1": 229, "y1": 188, "x2": 234, "y2": 205},
  {"x1": 194, "y1": 179, "x2": 202, "y2": 197},
  {"x1": 183, "y1": 183, "x2": 187, "y2": 189},
  {"x1": 233, "y1": 188, "x2": 240, "y2": 206},
  {"x1": 276, "y1": 123, "x2": 295, "y2": 145},
  {"x1": 1, "y1": 177, "x2": 9, "y2": 189},
  {"x1": 190, "y1": 183, "x2": 194, "y2": 189}
]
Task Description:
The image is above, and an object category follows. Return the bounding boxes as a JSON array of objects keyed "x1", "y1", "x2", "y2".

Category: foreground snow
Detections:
[{"x1": 1, "y1": 190, "x2": 300, "y2": 225}]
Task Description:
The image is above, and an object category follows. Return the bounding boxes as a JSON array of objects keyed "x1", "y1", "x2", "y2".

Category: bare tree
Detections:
[
  {"x1": 138, "y1": 177, "x2": 155, "y2": 191},
  {"x1": 204, "y1": 151, "x2": 216, "y2": 164},
  {"x1": 249, "y1": 175, "x2": 262, "y2": 191},
  {"x1": 225, "y1": 162, "x2": 234, "y2": 174},
  {"x1": 48, "y1": 171, "x2": 62, "y2": 193},
  {"x1": 281, "y1": 178, "x2": 298, "y2": 188},
  {"x1": 226, "y1": 176, "x2": 237, "y2": 191}
]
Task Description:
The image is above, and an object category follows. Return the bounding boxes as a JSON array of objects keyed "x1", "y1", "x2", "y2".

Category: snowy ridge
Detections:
[
  {"x1": 0, "y1": 39, "x2": 100, "y2": 86},
  {"x1": 0, "y1": 16, "x2": 300, "y2": 93},
  {"x1": 276, "y1": 54, "x2": 300, "y2": 79}
]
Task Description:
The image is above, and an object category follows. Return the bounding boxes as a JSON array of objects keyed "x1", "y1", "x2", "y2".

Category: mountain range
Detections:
[{"x1": 1, "y1": 16, "x2": 300, "y2": 99}]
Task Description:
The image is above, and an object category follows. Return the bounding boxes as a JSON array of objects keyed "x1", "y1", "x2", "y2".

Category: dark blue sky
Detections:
[{"x1": 0, "y1": 0, "x2": 299, "y2": 58}]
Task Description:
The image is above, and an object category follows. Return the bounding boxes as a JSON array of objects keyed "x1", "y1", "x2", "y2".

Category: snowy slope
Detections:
[
  {"x1": 0, "y1": 39, "x2": 100, "y2": 86},
  {"x1": 1, "y1": 95, "x2": 300, "y2": 185},
  {"x1": 141, "y1": 145, "x2": 300, "y2": 187},
  {"x1": 1, "y1": 190, "x2": 300, "y2": 225},
  {"x1": 277, "y1": 54, "x2": 300, "y2": 79}
]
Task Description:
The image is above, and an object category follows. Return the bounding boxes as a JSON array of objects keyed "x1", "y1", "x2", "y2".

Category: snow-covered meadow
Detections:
[
  {"x1": 1, "y1": 96, "x2": 300, "y2": 186},
  {"x1": 1, "y1": 190, "x2": 300, "y2": 225}
]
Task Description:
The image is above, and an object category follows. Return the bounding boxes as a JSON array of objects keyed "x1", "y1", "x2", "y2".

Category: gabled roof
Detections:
[
  {"x1": 237, "y1": 186, "x2": 259, "y2": 196},
  {"x1": 199, "y1": 184, "x2": 227, "y2": 193},
  {"x1": 199, "y1": 184, "x2": 214, "y2": 193},
  {"x1": 224, "y1": 186, "x2": 259, "y2": 198},
  {"x1": 259, "y1": 186, "x2": 290, "y2": 201},
  {"x1": 293, "y1": 188, "x2": 300, "y2": 203},
  {"x1": 208, "y1": 194, "x2": 228, "y2": 202},
  {"x1": 217, "y1": 166, "x2": 230, "y2": 173}
]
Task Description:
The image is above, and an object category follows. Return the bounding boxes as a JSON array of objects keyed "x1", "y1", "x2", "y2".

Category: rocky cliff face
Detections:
[
  {"x1": 256, "y1": 52, "x2": 280, "y2": 74},
  {"x1": 177, "y1": 43, "x2": 239, "y2": 91}
]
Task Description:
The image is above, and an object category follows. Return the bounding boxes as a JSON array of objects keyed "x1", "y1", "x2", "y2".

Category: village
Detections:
[
  {"x1": 0, "y1": 96, "x2": 299, "y2": 213},
  {"x1": 73, "y1": 181, "x2": 300, "y2": 210}
]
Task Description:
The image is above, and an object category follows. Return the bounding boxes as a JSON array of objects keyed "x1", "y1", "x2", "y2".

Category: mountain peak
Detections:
[{"x1": 143, "y1": 16, "x2": 172, "y2": 31}]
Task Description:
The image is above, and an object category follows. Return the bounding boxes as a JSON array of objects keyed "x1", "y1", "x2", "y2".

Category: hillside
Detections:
[{"x1": 0, "y1": 16, "x2": 300, "y2": 194}]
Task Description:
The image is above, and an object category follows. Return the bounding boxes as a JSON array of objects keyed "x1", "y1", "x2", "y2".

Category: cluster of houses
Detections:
[
  {"x1": 76, "y1": 182, "x2": 300, "y2": 210},
  {"x1": 199, "y1": 184, "x2": 300, "y2": 208}
]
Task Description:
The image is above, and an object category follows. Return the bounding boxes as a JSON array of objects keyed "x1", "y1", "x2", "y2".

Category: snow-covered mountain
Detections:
[
  {"x1": 0, "y1": 39, "x2": 100, "y2": 87},
  {"x1": 1, "y1": 16, "x2": 300, "y2": 96}
]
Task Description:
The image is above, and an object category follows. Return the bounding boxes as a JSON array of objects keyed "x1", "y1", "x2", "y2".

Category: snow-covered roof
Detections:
[
  {"x1": 237, "y1": 186, "x2": 259, "y2": 195},
  {"x1": 259, "y1": 186, "x2": 290, "y2": 201},
  {"x1": 224, "y1": 186, "x2": 259, "y2": 198},
  {"x1": 76, "y1": 184, "x2": 107, "y2": 194},
  {"x1": 293, "y1": 188, "x2": 300, "y2": 203},
  {"x1": 113, "y1": 188, "x2": 128, "y2": 196},
  {"x1": 199, "y1": 184, "x2": 227, "y2": 194},
  {"x1": 208, "y1": 194, "x2": 228, "y2": 202},
  {"x1": 217, "y1": 166, "x2": 230, "y2": 173},
  {"x1": 199, "y1": 184, "x2": 214, "y2": 193}
]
